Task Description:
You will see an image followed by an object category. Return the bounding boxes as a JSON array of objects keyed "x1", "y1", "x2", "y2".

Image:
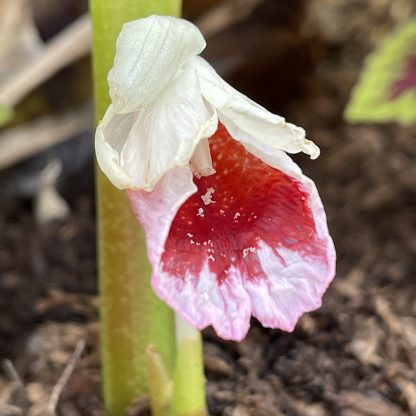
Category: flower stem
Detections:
[
  {"x1": 173, "y1": 315, "x2": 207, "y2": 416},
  {"x1": 90, "y1": 1, "x2": 181, "y2": 415}
]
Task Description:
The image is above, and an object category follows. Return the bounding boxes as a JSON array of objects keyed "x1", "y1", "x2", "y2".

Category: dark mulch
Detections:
[{"x1": 0, "y1": 1, "x2": 415, "y2": 415}]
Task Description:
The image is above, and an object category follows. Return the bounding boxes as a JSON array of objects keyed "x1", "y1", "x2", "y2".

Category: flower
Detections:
[{"x1": 96, "y1": 15, "x2": 336, "y2": 341}]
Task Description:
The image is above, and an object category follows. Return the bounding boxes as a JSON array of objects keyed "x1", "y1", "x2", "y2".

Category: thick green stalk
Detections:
[{"x1": 90, "y1": 1, "x2": 180, "y2": 415}]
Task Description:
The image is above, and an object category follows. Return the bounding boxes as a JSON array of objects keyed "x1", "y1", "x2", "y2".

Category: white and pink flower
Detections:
[{"x1": 95, "y1": 15, "x2": 336, "y2": 341}]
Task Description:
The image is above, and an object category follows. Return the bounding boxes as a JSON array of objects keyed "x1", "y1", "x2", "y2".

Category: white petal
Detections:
[
  {"x1": 108, "y1": 16, "x2": 206, "y2": 113},
  {"x1": 152, "y1": 263, "x2": 252, "y2": 341},
  {"x1": 194, "y1": 56, "x2": 320, "y2": 159},
  {"x1": 95, "y1": 106, "x2": 136, "y2": 189},
  {"x1": 96, "y1": 65, "x2": 217, "y2": 190}
]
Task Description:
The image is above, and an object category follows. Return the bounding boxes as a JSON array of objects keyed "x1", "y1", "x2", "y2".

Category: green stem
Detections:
[
  {"x1": 90, "y1": 1, "x2": 180, "y2": 415},
  {"x1": 174, "y1": 315, "x2": 207, "y2": 416},
  {"x1": 146, "y1": 345, "x2": 174, "y2": 416}
]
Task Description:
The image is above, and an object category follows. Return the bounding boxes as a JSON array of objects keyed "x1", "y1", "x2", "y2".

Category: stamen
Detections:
[
  {"x1": 191, "y1": 138, "x2": 216, "y2": 178},
  {"x1": 197, "y1": 207, "x2": 205, "y2": 217},
  {"x1": 243, "y1": 247, "x2": 257, "y2": 258}
]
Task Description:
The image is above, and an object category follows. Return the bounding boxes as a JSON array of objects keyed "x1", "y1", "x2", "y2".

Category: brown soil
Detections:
[{"x1": 1, "y1": 1, "x2": 415, "y2": 415}]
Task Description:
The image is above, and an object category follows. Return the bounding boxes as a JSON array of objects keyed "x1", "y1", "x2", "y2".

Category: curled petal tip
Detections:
[
  {"x1": 192, "y1": 167, "x2": 216, "y2": 179},
  {"x1": 305, "y1": 139, "x2": 321, "y2": 159},
  {"x1": 194, "y1": 56, "x2": 322, "y2": 159}
]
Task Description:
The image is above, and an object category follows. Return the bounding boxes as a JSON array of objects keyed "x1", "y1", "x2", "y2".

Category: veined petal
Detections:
[
  {"x1": 95, "y1": 106, "x2": 136, "y2": 189},
  {"x1": 194, "y1": 56, "x2": 320, "y2": 159},
  {"x1": 127, "y1": 167, "x2": 251, "y2": 341},
  {"x1": 108, "y1": 15, "x2": 206, "y2": 113},
  {"x1": 96, "y1": 66, "x2": 218, "y2": 190},
  {"x1": 131, "y1": 124, "x2": 335, "y2": 341}
]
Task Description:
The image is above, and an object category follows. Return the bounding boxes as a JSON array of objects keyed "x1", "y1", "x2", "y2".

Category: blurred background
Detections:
[{"x1": 0, "y1": 0, "x2": 415, "y2": 415}]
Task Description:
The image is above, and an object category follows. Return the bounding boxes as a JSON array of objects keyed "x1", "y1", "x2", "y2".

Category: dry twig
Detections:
[
  {"x1": 0, "y1": 0, "x2": 42, "y2": 75},
  {"x1": 196, "y1": 0, "x2": 263, "y2": 38},
  {"x1": 0, "y1": 105, "x2": 91, "y2": 170},
  {"x1": 35, "y1": 159, "x2": 70, "y2": 224},
  {"x1": 0, "y1": 360, "x2": 29, "y2": 412},
  {"x1": 374, "y1": 295, "x2": 416, "y2": 367},
  {"x1": 0, "y1": 14, "x2": 91, "y2": 109},
  {"x1": 1, "y1": 362, "x2": 24, "y2": 392},
  {"x1": 46, "y1": 338, "x2": 86, "y2": 415}
]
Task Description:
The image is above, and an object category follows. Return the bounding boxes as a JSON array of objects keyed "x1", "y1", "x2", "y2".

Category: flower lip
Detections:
[
  {"x1": 128, "y1": 124, "x2": 336, "y2": 341},
  {"x1": 108, "y1": 15, "x2": 206, "y2": 114}
]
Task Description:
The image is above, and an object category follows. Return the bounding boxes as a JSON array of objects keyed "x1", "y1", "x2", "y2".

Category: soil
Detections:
[{"x1": 1, "y1": 1, "x2": 416, "y2": 415}]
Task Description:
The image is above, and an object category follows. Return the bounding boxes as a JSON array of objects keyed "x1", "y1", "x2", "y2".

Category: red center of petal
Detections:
[{"x1": 162, "y1": 124, "x2": 318, "y2": 284}]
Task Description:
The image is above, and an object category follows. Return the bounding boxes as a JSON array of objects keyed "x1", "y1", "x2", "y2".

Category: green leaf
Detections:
[
  {"x1": 345, "y1": 19, "x2": 416, "y2": 125},
  {"x1": 0, "y1": 106, "x2": 13, "y2": 127}
]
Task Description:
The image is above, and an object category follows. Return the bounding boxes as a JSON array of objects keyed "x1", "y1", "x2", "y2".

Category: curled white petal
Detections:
[
  {"x1": 97, "y1": 15, "x2": 321, "y2": 195},
  {"x1": 194, "y1": 56, "x2": 320, "y2": 159},
  {"x1": 95, "y1": 106, "x2": 136, "y2": 189},
  {"x1": 96, "y1": 65, "x2": 218, "y2": 190},
  {"x1": 108, "y1": 15, "x2": 206, "y2": 113}
]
